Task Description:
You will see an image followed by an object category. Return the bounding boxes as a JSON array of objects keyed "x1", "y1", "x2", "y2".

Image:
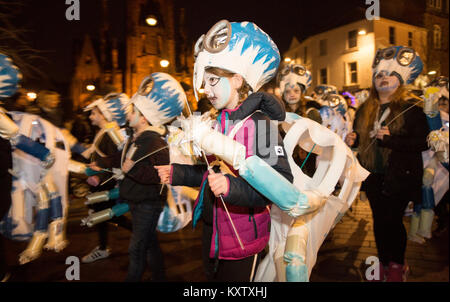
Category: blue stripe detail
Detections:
[
  {"x1": 192, "y1": 179, "x2": 208, "y2": 228},
  {"x1": 49, "y1": 196, "x2": 63, "y2": 220}
]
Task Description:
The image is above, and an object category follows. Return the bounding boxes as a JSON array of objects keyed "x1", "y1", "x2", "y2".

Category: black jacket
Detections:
[
  {"x1": 354, "y1": 100, "x2": 429, "y2": 203},
  {"x1": 108, "y1": 130, "x2": 170, "y2": 205}
]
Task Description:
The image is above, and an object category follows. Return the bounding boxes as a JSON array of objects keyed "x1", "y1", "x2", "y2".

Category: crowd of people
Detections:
[{"x1": 0, "y1": 19, "x2": 448, "y2": 283}]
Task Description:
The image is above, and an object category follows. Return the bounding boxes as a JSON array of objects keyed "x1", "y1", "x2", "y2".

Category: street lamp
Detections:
[
  {"x1": 145, "y1": 15, "x2": 158, "y2": 26},
  {"x1": 86, "y1": 84, "x2": 96, "y2": 91},
  {"x1": 160, "y1": 59, "x2": 169, "y2": 68},
  {"x1": 27, "y1": 92, "x2": 37, "y2": 101}
]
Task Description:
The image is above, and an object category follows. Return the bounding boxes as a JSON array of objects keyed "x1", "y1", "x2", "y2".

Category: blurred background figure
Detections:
[
  {"x1": 28, "y1": 90, "x2": 64, "y2": 128},
  {"x1": 180, "y1": 82, "x2": 197, "y2": 116}
]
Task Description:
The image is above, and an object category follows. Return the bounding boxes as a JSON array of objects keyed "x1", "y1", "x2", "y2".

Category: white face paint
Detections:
[
  {"x1": 374, "y1": 71, "x2": 400, "y2": 94},
  {"x1": 203, "y1": 71, "x2": 232, "y2": 110},
  {"x1": 283, "y1": 84, "x2": 302, "y2": 104},
  {"x1": 127, "y1": 105, "x2": 141, "y2": 128}
]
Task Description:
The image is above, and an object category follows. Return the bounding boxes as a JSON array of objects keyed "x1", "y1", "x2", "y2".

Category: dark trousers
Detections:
[
  {"x1": 125, "y1": 202, "x2": 165, "y2": 282},
  {"x1": 202, "y1": 223, "x2": 262, "y2": 282},
  {"x1": 91, "y1": 200, "x2": 132, "y2": 250},
  {"x1": 365, "y1": 173, "x2": 410, "y2": 265}
]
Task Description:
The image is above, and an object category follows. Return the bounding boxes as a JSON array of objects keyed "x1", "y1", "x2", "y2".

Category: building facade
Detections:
[
  {"x1": 284, "y1": 18, "x2": 428, "y2": 93},
  {"x1": 424, "y1": 0, "x2": 449, "y2": 77},
  {"x1": 70, "y1": 0, "x2": 193, "y2": 110}
]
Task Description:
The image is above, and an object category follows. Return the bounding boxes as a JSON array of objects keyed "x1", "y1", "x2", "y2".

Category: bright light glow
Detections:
[
  {"x1": 428, "y1": 70, "x2": 437, "y2": 75},
  {"x1": 160, "y1": 59, "x2": 169, "y2": 68},
  {"x1": 198, "y1": 88, "x2": 205, "y2": 94},
  {"x1": 27, "y1": 92, "x2": 37, "y2": 100},
  {"x1": 284, "y1": 57, "x2": 292, "y2": 63},
  {"x1": 146, "y1": 16, "x2": 157, "y2": 26},
  {"x1": 86, "y1": 85, "x2": 96, "y2": 91},
  {"x1": 358, "y1": 29, "x2": 367, "y2": 35}
]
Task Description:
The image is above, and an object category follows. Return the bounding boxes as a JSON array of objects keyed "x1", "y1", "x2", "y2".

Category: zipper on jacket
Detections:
[
  {"x1": 249, "y1": 208, "x2": 258, "y2": 239},
  {"x1": 213, "y1": 198, "x2": 220, "y2": 274}
]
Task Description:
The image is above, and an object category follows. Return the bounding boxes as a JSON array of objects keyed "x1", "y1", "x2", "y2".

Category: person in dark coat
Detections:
[{"x1": 346, "y1": 46, "x2": 429, "y2": 282}]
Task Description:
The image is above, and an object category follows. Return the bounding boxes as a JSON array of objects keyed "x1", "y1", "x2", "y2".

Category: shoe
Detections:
[
  {"x1": 386, "y1": 261, "x2": 408, "y2": 282},
  {"x1": 1, "y1": 272, "x2": 11, "y2": 282},
  {"x1": 408, "y1": 214, "x2": 425, "y2": 244},
  {"x1": 81, "y1": 246, "x2": 111, "y2": 263}
]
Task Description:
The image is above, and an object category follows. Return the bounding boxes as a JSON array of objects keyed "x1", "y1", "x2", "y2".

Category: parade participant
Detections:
[
  {"x1": 277, "y1": 63, "x2": 320, "y2": 178},
  {"x1": 0, "y1": 55, "x2": 70, "y2": 266},
  {"x1": 80, "y1": 93, "x2": 132, "y2": 263},
  {"x1": 319, "y1": 93, "x2": 353, "y2": 140},
  {"x1": 0, "y1": 52, "x2": 21, "y2": 281},
  {"x1": 156, "y1": 20, "x2": 293, "y2": 282},
  {"x1": 91, "y1": 72, "x2": 185, "y2": 282},
  {"x1": 408, "y1": 77, "x2": 449, "y2": 242},
  {"x1": 28, "y1": 90, "x2": 64, "y2": 128},
  {"x1": 346, "y1": 46, "x2": 429, "y2": 281},
  {"x1": 278, "y1": 63, "x2": 321, "y2": 123}
]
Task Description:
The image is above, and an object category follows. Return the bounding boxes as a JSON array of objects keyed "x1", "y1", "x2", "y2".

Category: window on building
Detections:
[
  {"x1": 428, "y1": 0, "x2": 442, "y2": 9},
  {"x1": 320, "y1": 68, "x2": 327, "y2": 84},
  {"x1": 433, "y1": 24, "x2": 442, "y2": 49},
  {"x1": 408, "y1": 32, "x2": 413, "y2": 47},
  {"x1": 319, "y1": 39, "x2": 327, "y2": 56},
  {"x1": 389, "y1": 26, "x2": 396, "y2": 45},
  {"x1": 304, "y1": 46, "x2": 308, "y2": 63},
  {"x1": 348, "y1": 62, "x2": 358, "y2": 84},
  {"x1": 348, "y1": 30, "x2": 358, "y2": 48}
]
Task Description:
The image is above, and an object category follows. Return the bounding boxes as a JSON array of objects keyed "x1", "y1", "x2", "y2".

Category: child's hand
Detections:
[
  {"x1": 87, "y1": 175, "x2": 100, "y2": 187},
  {"x1": 345, "y1": 132, "x2": 357, "y2": 147},
  {"x1": 208, "y1": 169, "x2": 229, "y2": 197},
  {"x1": 88, "y1": 162, "x2": 102, "y2": 171},
  {"x1": 122, "y1": 158, "x2": 134, "y2": 173},
  {"x1": 155, "y1": 165, "x2": 172, "y2": 184},
  {"x1": 376, "y1": 126, "x2": 390, "y2": 140}
]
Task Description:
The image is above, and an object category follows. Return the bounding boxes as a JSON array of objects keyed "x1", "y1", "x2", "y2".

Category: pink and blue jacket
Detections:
[{"x1": 171, "y1": 92, "x2": 293, "y2": 260}]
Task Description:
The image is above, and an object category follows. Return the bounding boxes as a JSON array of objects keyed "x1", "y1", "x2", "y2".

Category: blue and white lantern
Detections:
[
  {"x1": 84, "y1": 93, "x2": 131, "y2": 127},
  {"x1": 129, "y1": 72, "x2": 186, "y2": 127},
  {"x1": 372, "y1": 46, "x2": 423, "y2": 85},
  {"x1": 0, "y1": 53, "x2": 22, "y2": 99},
  {"x1": 279, "y1": 64, "x2": 312, "y2": 95},
  {"x1": 193, "y1": 20, "x2": 281, "y2": 99}
]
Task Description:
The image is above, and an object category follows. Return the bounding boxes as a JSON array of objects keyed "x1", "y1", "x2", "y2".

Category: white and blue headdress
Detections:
[
  {"x1": 372, "y1": 46, "x2": 423, "y2": 85},
  {"x1": 314, "y1": 85, "x2": 337, "y2": 97},
  {"x1": 0, "y1": 53, "x2": 22, "y2": 99},
  {"x1": 278, "y1": 64, "x2": 312, "y2": 95},
  {"x1": 129, "y1": 72, "x2": 186, "y2": 127},
  {"x1": 193, "y1": 20, "x2": 280, "y2": 100},
  {"x1": 84, "y1": 93, "x2": 130, "y2": 127}
]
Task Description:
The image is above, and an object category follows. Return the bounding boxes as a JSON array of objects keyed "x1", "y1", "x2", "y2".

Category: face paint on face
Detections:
[
  {"x1": 283, "y1": 84, "x2": 302, "y2": 104},
  {"x1": 203, "y1": 72, "x2": 232, "y2": 110},
  {"x1": 127, "y1": 105, "x2": 141, "y2": 128},
  {"x1": 374, "y1": 71, "x2": 400, "y2": 93}
]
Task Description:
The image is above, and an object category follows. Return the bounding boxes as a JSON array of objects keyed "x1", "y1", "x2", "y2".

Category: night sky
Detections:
[{"x1": 2, "y1": 0, "x2": 421, "y2": 96}]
